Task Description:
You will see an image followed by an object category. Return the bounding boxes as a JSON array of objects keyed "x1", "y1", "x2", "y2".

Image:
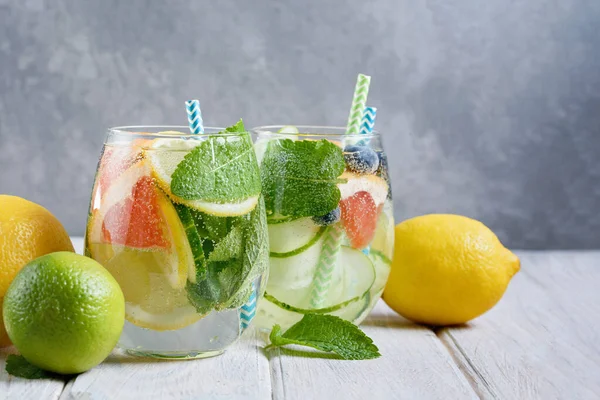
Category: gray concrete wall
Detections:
[{"x1": 0, "y1": 0, "x2": 599, "y2": 248}]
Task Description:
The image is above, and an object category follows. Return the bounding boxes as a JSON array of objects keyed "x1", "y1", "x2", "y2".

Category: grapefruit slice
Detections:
[
  {"x1": 88, "y1": 161, "x2": 190, "y2": 289},
  {"x1": 102, "y1": 175, "x2": 170, "y2": 250},
  {"x1": 340, "y1": 191, "x2": 383, "y2": 250},
  {"x1": 92, "y1": 140, "x2": 149, "y2": 211}
]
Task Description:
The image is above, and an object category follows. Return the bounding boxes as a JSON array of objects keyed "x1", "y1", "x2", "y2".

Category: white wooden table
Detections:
[{"x1": 1, "y1": 239, "x2": 598, "y2": 400}]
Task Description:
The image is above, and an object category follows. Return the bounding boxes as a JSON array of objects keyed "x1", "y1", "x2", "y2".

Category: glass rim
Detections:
[
  {"x1": 251, "y1": 125, "x2": 380, "y2": 139},
  {"x1": 108, "y1": 125, "x2": 249, "y2": 139}
]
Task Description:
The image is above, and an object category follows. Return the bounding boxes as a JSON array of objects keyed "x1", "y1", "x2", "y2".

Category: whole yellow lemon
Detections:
[
  {"x1": 383, "y1": 214, "x2": 520, "y2": 326},
  {"x1": 0, "y1": 195, "x2": 74, "y2": 347}
]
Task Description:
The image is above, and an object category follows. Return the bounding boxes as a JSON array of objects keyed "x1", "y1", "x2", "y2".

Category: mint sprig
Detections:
[
  {"x1": 265, "y1": 314, "x2": 381, "y2": 360},
  {"x1": 170, "y1": 120, "x2": 261, "y2": 203},
  {"x1": 5, "y1": 355, "x2": 59, "y2": 380},
  {"x1": 260, "y1": 139, "x2": 346, "y2": 218},
  {"x1": 186, "y1": 198, "x2": 269, "y2": 313}
]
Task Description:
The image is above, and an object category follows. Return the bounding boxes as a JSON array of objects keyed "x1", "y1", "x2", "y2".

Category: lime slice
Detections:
[
  {"x1": 145, "y1": 139, "x2": 259, "y2": 217},
  {"x1": 278, "y1": 126, "x2": 300, "y2": 133},
  {"x1": 268, "y1": 218, "x2": 325, "y2": 256},
  {"x1": 179, "y1": 195, "x2": 259, "y2": 217}
]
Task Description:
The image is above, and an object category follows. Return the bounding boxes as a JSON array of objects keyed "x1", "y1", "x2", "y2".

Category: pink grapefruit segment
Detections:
[
  {"x1": 102, "y1": 175, "x2": 170, "y2": 250},
  {"x1": 340, "y1": 191, "x2": 383, "y2": 250}
]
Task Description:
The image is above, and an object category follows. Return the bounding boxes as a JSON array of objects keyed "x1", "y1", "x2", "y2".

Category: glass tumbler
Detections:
[
  {"x1": 252, "y1": 126, "x2": 394, "y2": 330},
  {"x1": 84, "y1": 126, "x2": 269, "y2": 359}
]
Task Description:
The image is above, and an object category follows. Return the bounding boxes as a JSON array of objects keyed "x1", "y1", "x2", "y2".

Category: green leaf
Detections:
[
  {"x1": 170, "y1": 120, "x2": 261, "y2": 202},
  {"x1": 260, "y1": 139, "x2": 346, "y2": 218},
  {"x1": 224, "y1": 119, "x2": 246, "y2": 133},
  {"x1": 186, "y1": 198, "x2": 269, "y2": 313},
  {"x1": 267, "y1": 314, "x2": 381, "y2": 360},
  {"x1": 5, "y1": 355, "x2": 56, "y2": 380},
  {"x1": 208, "y1": 226, "x2": 243, "y2": 262}
]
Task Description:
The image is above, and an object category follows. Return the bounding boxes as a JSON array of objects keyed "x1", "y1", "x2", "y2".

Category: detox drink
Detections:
[
  {"x1": 252, "y1": 126, "x2": 394, "y2": 330},
  {"x1": 84, "y1": 123, "x2": 268, "y2": 358}
]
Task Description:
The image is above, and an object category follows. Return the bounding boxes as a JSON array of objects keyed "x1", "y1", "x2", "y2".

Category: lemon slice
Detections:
[
  {"x1": 338, "y1": 172, "x2": 388, "y2": 206},
  {"x1": 125, "y1": 303, "x2": 201, "y2": 332},
  {"x1": 145, "y1": 139, "x2": 259, "y2": 216}
]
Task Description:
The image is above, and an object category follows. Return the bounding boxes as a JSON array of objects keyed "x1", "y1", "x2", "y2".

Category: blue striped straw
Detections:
[
  {"x1": 359, "y1": 106, "x2": 377, "y2": 135},
  {"x1": 185, "y1": 99, "x2": 204, "y2": 134},
  {"x1": 240, "y1": 282, "x2": 257, "y2": 331}
]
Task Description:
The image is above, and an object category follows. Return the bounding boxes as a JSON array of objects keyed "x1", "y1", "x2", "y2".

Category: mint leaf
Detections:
[
  {"x1": 224, "y1": 119, "x2": 245, "y2": 133},
  {"x1": 171, "y1": 121, "x2": 261, "y2": 202},
  {"x1": 267, "y1": 314, "x2": 381, "y2": 360},
  {"x1": 189, "y1": 208, "x2": 234, "y2": 243},
  {"x1": 208, "y1": 226, "x2": 243, "y2": 262},
  {"x1": 260, "y1": 139, "x2": 345, "y2": 218},
  {"x1": 5, "y1": 355, "x2": 55, "y2": 380}
]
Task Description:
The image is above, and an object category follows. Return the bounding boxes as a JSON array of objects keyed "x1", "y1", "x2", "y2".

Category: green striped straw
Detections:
[
  {"x1": 309, "y1": 73, "x2": 372, "y2": 308},
  {"x1": 345, "y1": 74, "x2": 371, "y2": 135}
]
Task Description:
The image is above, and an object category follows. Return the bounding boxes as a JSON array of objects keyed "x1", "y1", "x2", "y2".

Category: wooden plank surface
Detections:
[
  {"x1": 439, "y1": 251, "x2": 600, "y2": 400},
  {"x1": 60, "y1": 238, "x2": 271, "y2": 400},
  {"x1": 267, "y1": 301, "x2": 477, "y2": 400},
  {"x1": 0, "y1": 347, "x2": 65, "y2": 400},
  {"x1": 2, "y1": 239, "x2": 599, "y2": 399},
  {"x1": 59, "y1": 329, "x2": 271, "y2": 400}
]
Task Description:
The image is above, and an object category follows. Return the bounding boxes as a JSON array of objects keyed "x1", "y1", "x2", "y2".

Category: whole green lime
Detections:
[{"x1": 2, "y1": 251, "x2": 125, "y2": 374}]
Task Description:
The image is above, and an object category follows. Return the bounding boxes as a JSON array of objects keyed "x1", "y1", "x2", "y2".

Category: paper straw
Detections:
[
  {"x1": 359, "y1": 107, "x2": 377, "y2": 135},
  {"x1": 185, "y1": 99, "x2": 204, "y2": 134},
  {"x1": 240, "y1": 282, "x2": 257, "y2": 331},
  {"x1": 345, "y1": 74, "x2": 371, "y2": 135},
  {"x1": 309, "y1": 74, "x2": 373, "y2": 308},
  {"x1": 309, "y1": 224, "x2": 343, "y2": 308}
]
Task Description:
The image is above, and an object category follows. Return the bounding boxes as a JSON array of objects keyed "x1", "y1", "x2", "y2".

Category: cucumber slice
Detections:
[
  {"x1": 368, "y1": 249, "x2": 392, "y2": 293},
  {"x1": 267, "y1": 234, "x2": 325, "y2": 290},
  {"x1": 267, "y1": 214, "x2": 299, "y2": 224},
  {"x1": 265, "y1": 246, "x2": 376, "y2": 314},
  {"x1": 269, "y1": 218, "x2": 325, "y2": 257},
  {"x1": 174, "y1": 203, "x2": 206, "y2": 283},
  {"x1": 371, "y1": 199, "x2": 394, "y2": 256}
]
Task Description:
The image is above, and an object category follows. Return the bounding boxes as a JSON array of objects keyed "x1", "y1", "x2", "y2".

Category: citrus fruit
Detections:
[
  {"x1": 337, "y1": 172, "x2": 388, "y2": 250},
  {"x1": 87, "y1": 162, "x2": 200, "y2": 330},
  {"x1": 340, "y1": 191, "x2": 382, "y2": 250},
  {"x1": 102, "y1": 175, "x2": 170, "y2": 249},
  {"x1": 383, "y1": 214, "x2": 520, "y2": 326},
  {"x1": 2, "y1": 252, "x2": 124, "y2": 374},
  {"x1": 92, "y1": 141, "x2": 147, "y2": 205},
  {"x1": 87, "y1": 243, "x2": 201, "y2": 331},
  {"x1": 146, "y1": 138, "x2": 259, "y2": 216},
  {"x1": 0, "y1": 195, "x2": 74, "y2": 348}
]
